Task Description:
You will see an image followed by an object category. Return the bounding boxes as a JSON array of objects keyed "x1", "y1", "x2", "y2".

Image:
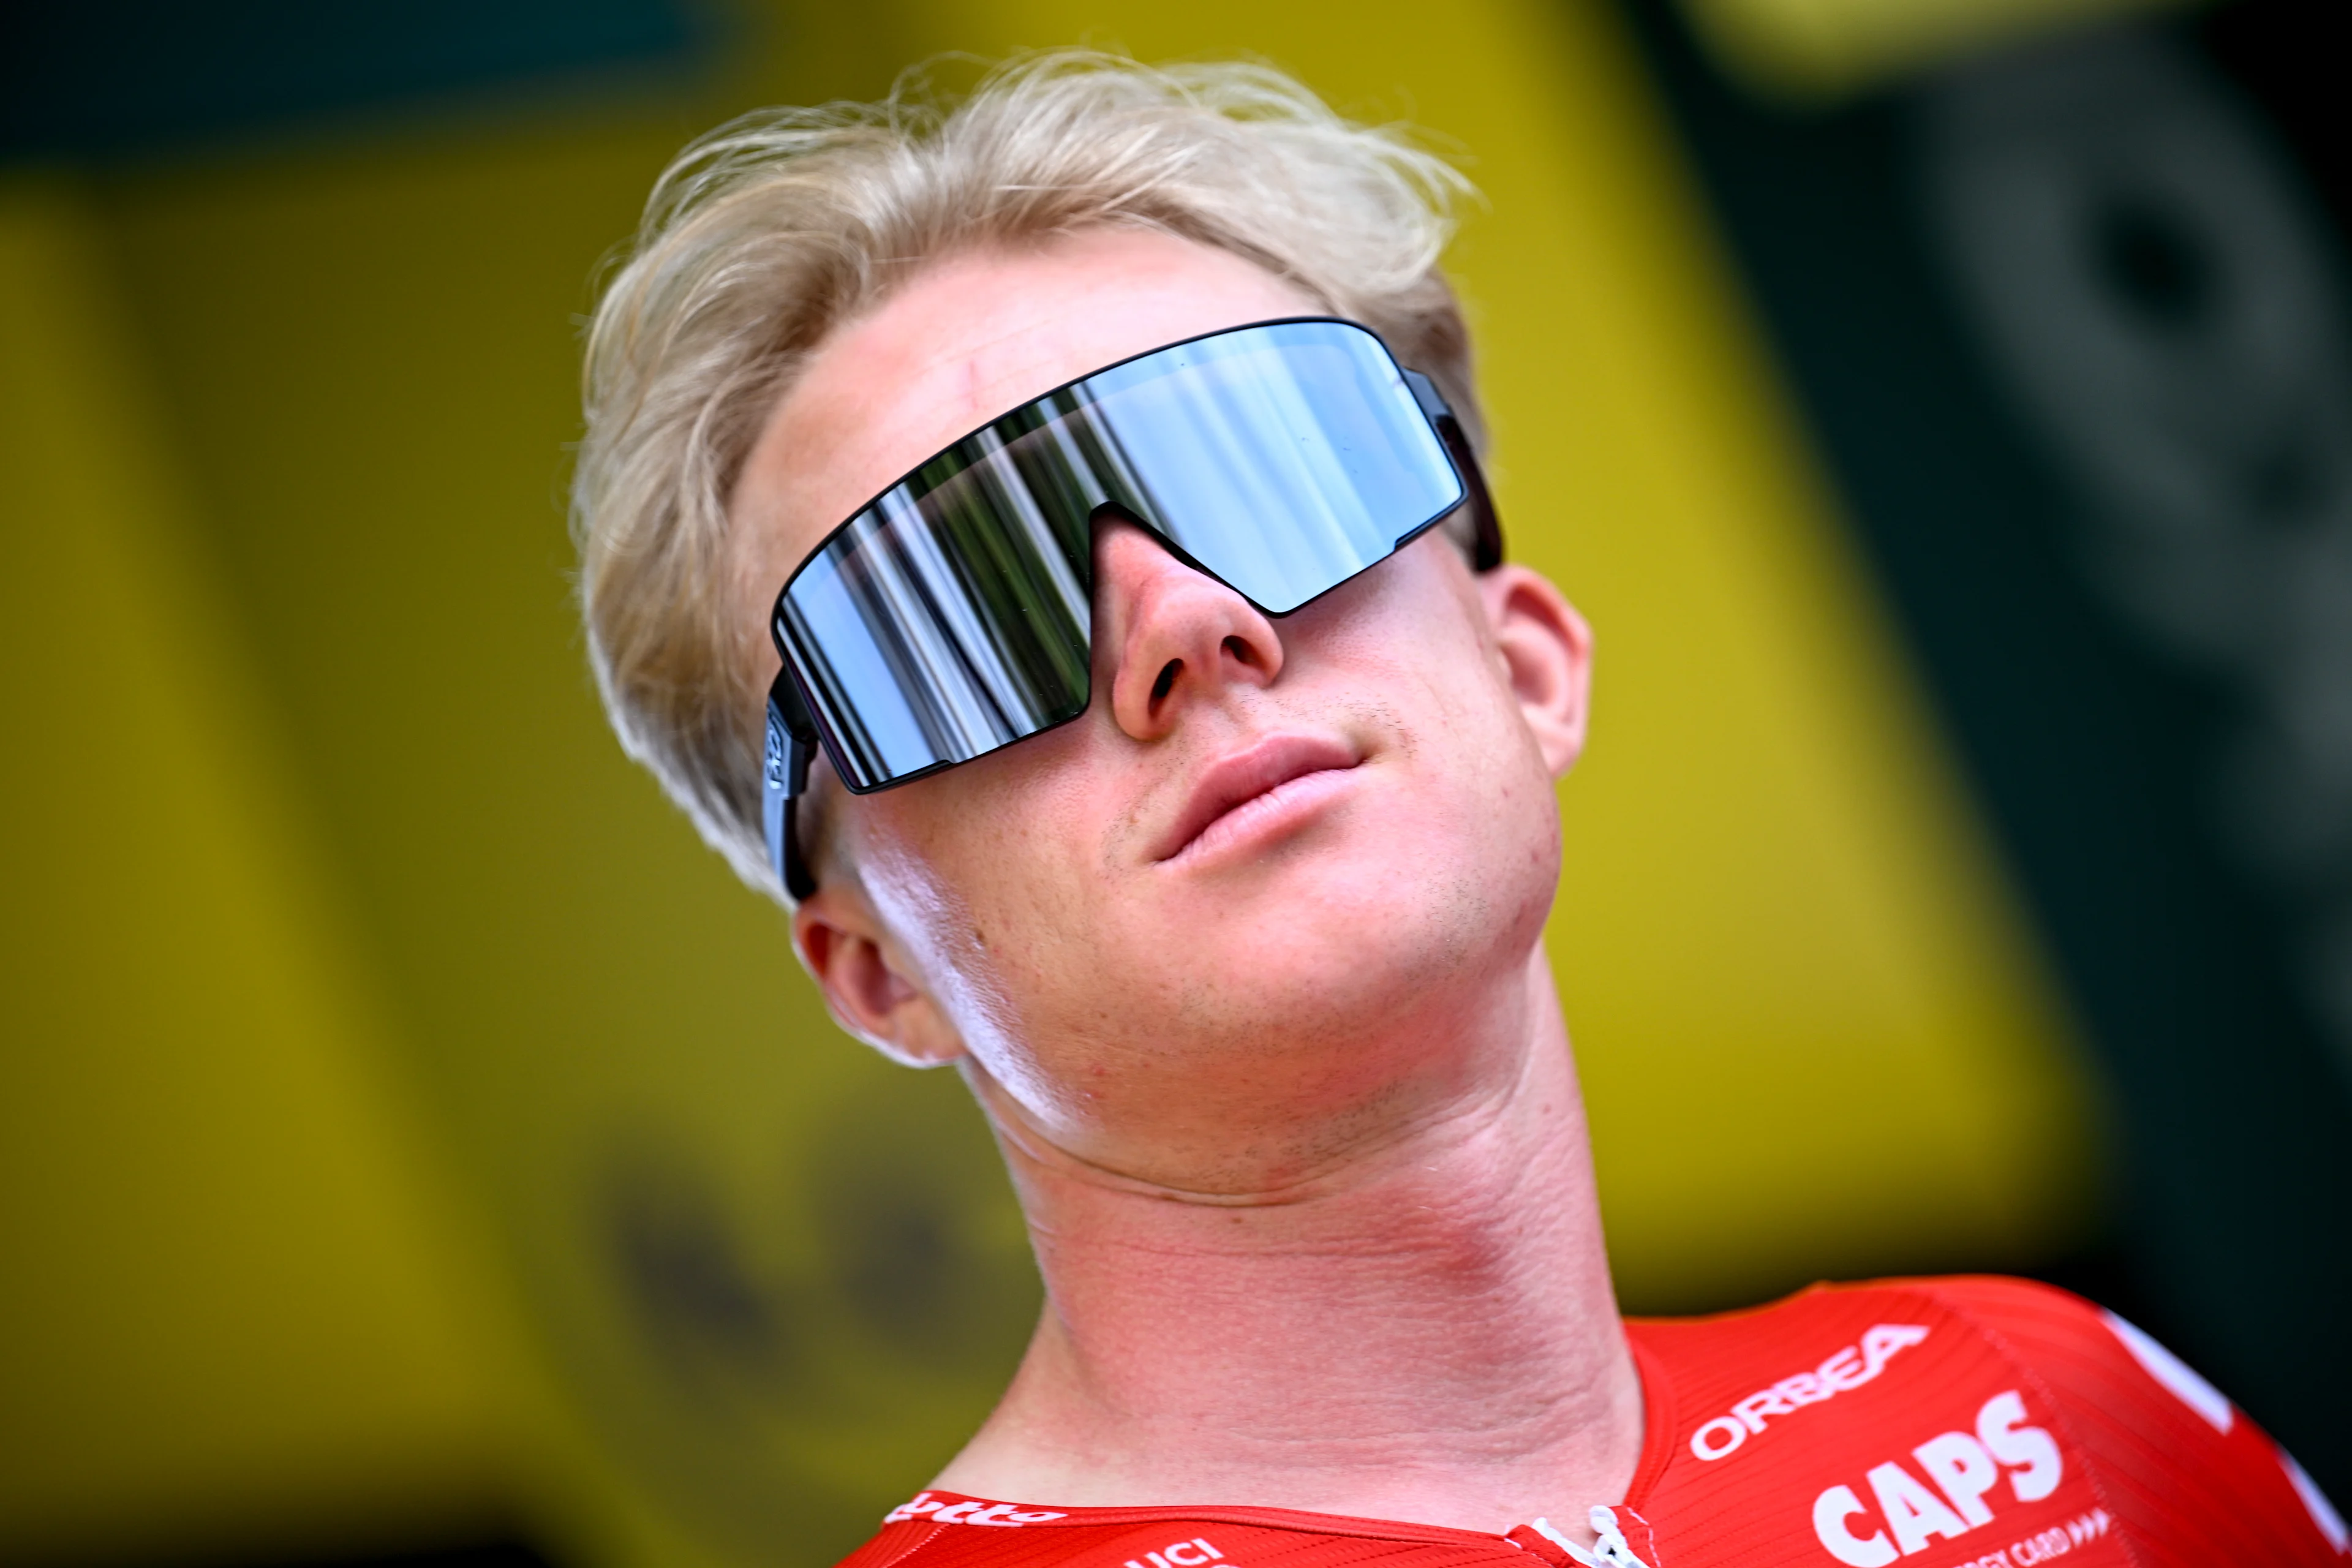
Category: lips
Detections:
[{"x1": 1152, "y1": 733, "x2": 1363, "y2": 864}]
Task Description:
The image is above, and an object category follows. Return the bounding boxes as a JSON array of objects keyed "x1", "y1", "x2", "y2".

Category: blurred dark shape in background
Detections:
[
  {"x1": 1621, "y1": 0, "x2": 2352, "y2": 1495},
  {"x1": 0, "y1": 0, "x2": 706, "y2": 162},
  {"x1": 1, "y1": 1, "x2": 2343, "y2": 1566}
]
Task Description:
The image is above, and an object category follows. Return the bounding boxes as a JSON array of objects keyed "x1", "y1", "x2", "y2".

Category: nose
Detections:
[{"x1": 1094, "y1": 516, "x2": 1284, "y2": 742}]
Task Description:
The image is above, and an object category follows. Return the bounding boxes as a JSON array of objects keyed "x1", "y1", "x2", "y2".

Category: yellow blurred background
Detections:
[{"x1": 5, "y1": 0, "x2": 2339, "y2": 1563}]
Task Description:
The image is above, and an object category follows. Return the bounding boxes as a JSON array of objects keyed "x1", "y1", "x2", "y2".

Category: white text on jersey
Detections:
[
  {"x1": 883, "y1": 1493, "x2": 1069, "y2": 1527},
  {"x1": 1811, "y1": 1390, "x2": 2069, "y2": 1566},
  {"x1": 1125, "y1": 1539, "x2": 1224, "y2": 1568},
  {"x1": 1691, "y1": 1325, "x2": 1931, "y2": 1462}
]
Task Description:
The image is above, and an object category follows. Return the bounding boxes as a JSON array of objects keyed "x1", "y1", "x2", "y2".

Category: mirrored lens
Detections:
[
  {"x1": 1082, "y1": 323, "x2": 1460, "y2": 612},
  {"x1": 774, "y1": 320, "x2": 1463, "y2": 793}
]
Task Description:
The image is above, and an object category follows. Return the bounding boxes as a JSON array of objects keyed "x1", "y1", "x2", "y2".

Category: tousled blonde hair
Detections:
[{"x1": 573, "y1": 50, "x2": 1486, "y2": 902}]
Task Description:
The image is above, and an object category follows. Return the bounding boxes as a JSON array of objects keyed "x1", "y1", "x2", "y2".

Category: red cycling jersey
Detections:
[{"x1": 835, "y1": 1276, "x2": 2345, "y2": 1568}]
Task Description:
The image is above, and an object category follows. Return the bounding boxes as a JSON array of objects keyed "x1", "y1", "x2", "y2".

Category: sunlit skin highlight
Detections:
[{"x1": 729, "y1": 227, "x2": 1640, "y2": 1536}]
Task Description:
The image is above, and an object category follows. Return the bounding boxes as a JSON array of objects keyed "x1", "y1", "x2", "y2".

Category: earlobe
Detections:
[
  {"x1": 1478, "y1": 564, "x2": 1594, "y2": 778},
  {"x1": 791, "y1": 889, "x2": 969, "y2": 1068}
]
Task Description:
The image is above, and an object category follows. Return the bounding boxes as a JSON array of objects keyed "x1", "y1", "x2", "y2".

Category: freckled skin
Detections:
[{"x1": 730, "y1": 228, "x2": 1637, "y2": 1534}]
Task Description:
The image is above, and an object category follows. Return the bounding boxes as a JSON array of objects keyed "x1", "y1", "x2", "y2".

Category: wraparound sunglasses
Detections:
[{"x1": 763, "y1": 317, "x2": 1502, "y2": 899}]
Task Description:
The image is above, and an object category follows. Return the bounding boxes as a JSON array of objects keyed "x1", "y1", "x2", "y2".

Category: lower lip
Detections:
[{"x1": 1166, "y1": 767, "x2": 1361, "y2": 867}]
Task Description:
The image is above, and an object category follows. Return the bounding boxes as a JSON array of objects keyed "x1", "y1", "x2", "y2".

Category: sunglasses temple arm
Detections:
[
  {"x1": 764, "y1": 669, "x2": 820, "y2": 900},
  {"x1": 1403, "y1": 369, "x2": 1505, "y2": 573}
]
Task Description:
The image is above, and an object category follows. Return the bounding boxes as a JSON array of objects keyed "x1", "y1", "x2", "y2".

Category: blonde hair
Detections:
[{"x1": 573, "y1": 50, "x2": 1485, "y2": 902}]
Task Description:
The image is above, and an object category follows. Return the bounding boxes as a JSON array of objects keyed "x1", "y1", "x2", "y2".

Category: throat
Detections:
[{"x1": 933, "y1": 960, "x2": 1645, "y2": 1536}]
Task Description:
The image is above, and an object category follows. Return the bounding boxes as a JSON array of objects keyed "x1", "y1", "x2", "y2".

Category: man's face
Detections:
[{"x1": 734, "y1": 228, "x2": 1591, "y2": 1191}]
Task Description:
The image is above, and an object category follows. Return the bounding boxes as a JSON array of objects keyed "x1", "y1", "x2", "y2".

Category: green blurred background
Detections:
[{"x1": 2, "y1": 0, "x2": 2345, "y2": 1564}]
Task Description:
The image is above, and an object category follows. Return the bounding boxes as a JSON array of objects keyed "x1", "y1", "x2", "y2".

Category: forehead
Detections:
[{"x1": 732, "y1": 227, "x2": 1321, "y2": 615}]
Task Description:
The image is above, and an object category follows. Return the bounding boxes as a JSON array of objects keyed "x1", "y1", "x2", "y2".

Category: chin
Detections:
[{"x1": 1146, "y1": 839, "x2": 1539, "y2": 1029}]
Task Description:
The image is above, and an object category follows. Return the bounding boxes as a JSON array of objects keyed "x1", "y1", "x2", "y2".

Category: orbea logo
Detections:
[
  {"x1": 884, "y1": 1493, "x2": 1069, "y2": 1528},
  {"x1": 1812, "y1": 1390, "x2": 2069, "y2": 1566},
  {"x1": 1691, "y1": 1324, "x2": 1931, "y2": 1461}
]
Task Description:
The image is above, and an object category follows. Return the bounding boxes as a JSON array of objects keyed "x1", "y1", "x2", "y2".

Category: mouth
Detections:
[{"x1": 1152, "y1": 733, "x2": 1364, "y2": 865}]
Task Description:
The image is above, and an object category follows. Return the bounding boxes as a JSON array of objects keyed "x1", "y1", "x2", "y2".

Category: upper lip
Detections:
[{"x1": 1151, "y1": 733, "x2": 1363, "y2": 863}]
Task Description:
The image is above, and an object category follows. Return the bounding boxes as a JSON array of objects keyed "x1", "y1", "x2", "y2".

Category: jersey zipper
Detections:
[{"x1": 1526, "y1": 1507, "x2": 1646, "y2": 1568}]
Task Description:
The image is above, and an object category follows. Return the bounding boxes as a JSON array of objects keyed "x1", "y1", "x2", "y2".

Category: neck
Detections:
[{"x1": 933, "y1": 949, "x2": 1645, "y2": 1536}]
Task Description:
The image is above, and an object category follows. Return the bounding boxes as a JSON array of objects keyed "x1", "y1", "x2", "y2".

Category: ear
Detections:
[
  {"x1": 790, "y1": 882, "x2": 968, "y2": 1069},
  {"x1": 1477, "y1": 564, "x2": 1594, "y2": 778}
]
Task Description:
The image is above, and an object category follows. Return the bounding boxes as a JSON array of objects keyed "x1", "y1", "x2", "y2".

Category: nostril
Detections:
[
  {"x1": 1221, "y1": 634, "x2": 1259, "y2": 669},
  {"x1": 1150, "y1": 660, "x2": 1182, "y2": 706}
]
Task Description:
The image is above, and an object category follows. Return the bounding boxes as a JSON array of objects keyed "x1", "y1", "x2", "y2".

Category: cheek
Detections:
[
  {"x1": 905, "y1": 735, "x2": 1096, "y2": 914},
  {"x1": 1318, "y1": 561, "x2": 1512, "y2": 754},
  {"x1": 1349, "y1": 573, "x2": 1561, "y2": 882},
  {"x1": 848, "y1": 756, "x2": 1098, "y2": 1015},
  {"x1": 850, "y1": 782, "x2": 1126, "y2": 1134}
]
